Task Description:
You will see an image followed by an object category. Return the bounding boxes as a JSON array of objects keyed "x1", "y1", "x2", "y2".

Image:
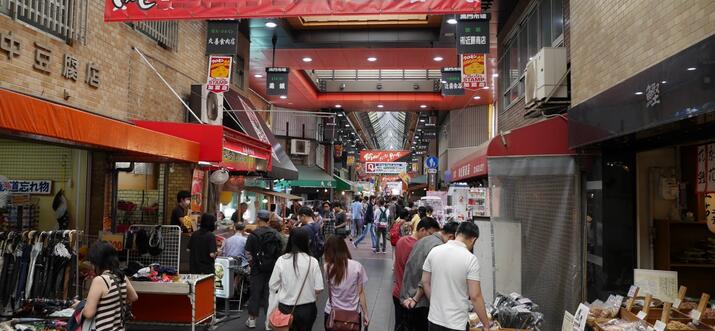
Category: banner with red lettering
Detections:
[{"x1": 105, "y1": 0, "x2": 481, "y2": 22}]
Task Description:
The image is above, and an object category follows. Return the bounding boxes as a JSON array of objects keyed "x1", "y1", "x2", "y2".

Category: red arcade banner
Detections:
[
  {"x1": 105, "y1": 0, "x2": 481, "y2": 22},
  {"x1": 359, "y1": 150, "x2": 410, "y2": 163}
]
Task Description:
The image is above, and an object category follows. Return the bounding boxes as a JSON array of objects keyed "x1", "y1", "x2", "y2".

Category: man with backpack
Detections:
[
  {"x1": 244, "y1": 210, "x2": 282, "y2": 329},
  {"x1": 354, "y1": 196, "x2": 376, "y2": 251},
  {"x1": 374, "y1": 200, "x2": 390, "y2": 254},
  {"x1": 298, "y1": 206, "x2": 324, "y2": 260}
]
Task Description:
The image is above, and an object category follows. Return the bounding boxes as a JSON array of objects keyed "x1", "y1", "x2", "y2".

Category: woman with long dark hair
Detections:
[
  {"x1": 268, "y1": 227, "x2": 324, "y2": 331},
  {"x1": 83, "y1": 241, "x2": 138, "y2": 331},
  {"x1": 188, "y1": 214, "x2": 218, "y2": 274},
  {"x1": 324, "y1": 236, "x2": 369, "y2": 330}
]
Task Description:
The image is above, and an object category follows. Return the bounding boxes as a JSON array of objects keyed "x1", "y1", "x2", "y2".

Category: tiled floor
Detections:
[{"x1": 214, "y1": 239, "x2": 396, "y2": 331}]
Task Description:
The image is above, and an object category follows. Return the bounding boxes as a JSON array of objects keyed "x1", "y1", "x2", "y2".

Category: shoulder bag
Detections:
[
  {"x1": 268, "y1": 257, "x2": 311, "y2": 331},
  {"x1": 326, "y1": 269, "x2": 361, "y2": 331}
]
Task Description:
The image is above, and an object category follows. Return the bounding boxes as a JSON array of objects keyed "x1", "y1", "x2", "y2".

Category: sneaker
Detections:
[
  {"x1": 245, "y1": 318, "x2": 256, "y2": 328},
  {"x1": 353, "y1": 242, "x2": 358, "y2": 249}
]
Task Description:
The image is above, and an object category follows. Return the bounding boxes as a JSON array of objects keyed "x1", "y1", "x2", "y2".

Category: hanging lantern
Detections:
[{"x1": 220, "y1": 191, "x2": 233, "y2": 205}]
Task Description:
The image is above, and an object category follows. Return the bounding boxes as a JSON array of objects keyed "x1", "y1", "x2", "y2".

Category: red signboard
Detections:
[
  {"x1": 105, "y1": 0, "x2": 481, "y2": 22},
  {"x1": 451, "y1": 154, "x2": 487, "y2": 182},
  {"x1": 359, "y1": 150, "x2": 410, "y2": 163}
]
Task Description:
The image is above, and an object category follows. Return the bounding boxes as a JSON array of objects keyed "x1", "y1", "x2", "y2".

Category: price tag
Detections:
[
  {"x1": 654, "y1": 320, "x2": 667, "y2": 331},
  {"x1": 637, "y1": 311, "x2": 648, "y2": 320},
  {"x1": 628, "y1": 285, "x2": 639, "y2": 297},
  {"x1": 690, "y1": 310, "x2": 702, "y2": 322},
  {"x1": 614, "y1": 295, "x2": 625, "y2": 307},
  {"x1": 673, "y1": 298, "x2": 682, "y2": 309}
]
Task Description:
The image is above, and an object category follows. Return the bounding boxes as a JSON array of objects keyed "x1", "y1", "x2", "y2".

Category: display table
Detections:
[{"x1": 129, "y1": 274, "x2": 215, "y2": 331}]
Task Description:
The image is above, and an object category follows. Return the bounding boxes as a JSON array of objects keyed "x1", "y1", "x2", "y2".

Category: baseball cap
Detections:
[{"x1": 257, "y1": 210, "x2": 271, "y2": 221}]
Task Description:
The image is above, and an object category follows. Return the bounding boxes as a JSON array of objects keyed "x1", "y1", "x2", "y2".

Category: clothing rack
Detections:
[
  {"x1": 126, "y1": 224, "x2": 181, "y2": 272},
  {"x1": 0, "y1": 230, "x2": 80, "y2": 317}
]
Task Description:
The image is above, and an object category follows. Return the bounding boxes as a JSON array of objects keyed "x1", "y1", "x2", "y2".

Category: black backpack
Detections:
[
  {"x1": 252, "y1": 229, "x2": 282, "y2": 273},
  {"x1": 308, "y1": 223, "x2": 325, "y2": 258}
]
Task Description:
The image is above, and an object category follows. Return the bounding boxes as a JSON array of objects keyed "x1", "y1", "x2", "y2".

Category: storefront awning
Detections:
[
  {"x1": 0, "y1": 89, "x2": 200, "y2": 162},
  {"x1": 133, "y1": 121, "x2": 272, "y2": 172},
  {"x1": 244, "y1": 187, "x2": 303, "y2": 201},
  {"x1": 450, "y1": 117, "x2": 573, "y2": 182},
  {"x1": 276, "y1": 165, "x2": 335, "y2": 189},
  {"x1": 224, "y1": 90, "x2": 299, "y2": 180},
  {"x1": 334, "y1": 175, "x2": 357, "y2": 192}
]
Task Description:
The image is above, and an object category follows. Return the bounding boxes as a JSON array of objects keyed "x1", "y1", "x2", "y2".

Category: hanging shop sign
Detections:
[
  {"x1": 365, "y1": 162, "x2": 408, "y2": 174},
  {"x1": 441, "y1": 67, "x2": 464, "y2": 96},
  {"x1": 347, "y1": 155, "x2": 356, "y2": 166},
  {"x1": 456, "y1": 13, "x2": 490, "y2": 55},
  {"x1": 207, "y1": 55, "x2": 232, "y2": 93},
  {"x1": 0, "y1": 179, "x2": 52, "y2": 195},
  {"x1": 461, "y1": 53, "x2": 487, "y2": 89},
  {"x1": 206, "y1": 21, "x2": 239, "y2": 55},
  {"x1": 221, "y1": 149, "x2": 258, "y2": 172},
  {"x1": 214, "y1": 257, "x2": 233, "y2": 298},
  {"x1": 0, "y1": 29, "x2": 101, "y2": 88},
  {"x1": 105, "y1": 0, "x2": 481, "y2": 22},
  {"x1": 335, "y1": 144, "x2": 344, "y2": 158},
  {"x1": 190, "y1": 169, "x2": 204, "y2": 212},
  {"x1": 696, "y1": 143, "x2": 715, "y2": 193},
  {"x1": 359, "y1": 150, "x2": 410, "y2": 163},
  {"x1": 266, "y1": 67, "x2": 289, "y2": 96}
]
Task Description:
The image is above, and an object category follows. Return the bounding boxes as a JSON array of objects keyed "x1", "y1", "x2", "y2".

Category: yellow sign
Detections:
[
  {"x1": 207, "y1": 55, "x2": 232, "y2": 93},
  {"x1": 100, "y1": 232, "x2": 125, "y2": 252}
]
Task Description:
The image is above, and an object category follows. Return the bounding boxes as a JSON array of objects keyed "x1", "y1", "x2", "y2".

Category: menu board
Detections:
[{"x1": 634, "y1": 269, "x2": 678, "y2": 302}]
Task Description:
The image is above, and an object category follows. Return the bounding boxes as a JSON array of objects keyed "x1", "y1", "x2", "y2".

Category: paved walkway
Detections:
[{"x1": 214, "y1": 239, "x2": 396, "y2": 331}]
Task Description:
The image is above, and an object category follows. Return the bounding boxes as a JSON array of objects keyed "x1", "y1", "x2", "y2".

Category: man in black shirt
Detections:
[
  {"x1": 171, "y1": 191, "x2": 191, "y2": 232},
  {"x1": 244, "y1": 210, "x2": 281, "y2": 329},
  {"x1": 333, "y1": 202, "x2": 348, "y2": 238},
  {"x1": 187, "y1": 214, "x2": 217, "y2": 274},
  {"x1": 231, "y1": 202, "x2": 248, "y2": 223}
]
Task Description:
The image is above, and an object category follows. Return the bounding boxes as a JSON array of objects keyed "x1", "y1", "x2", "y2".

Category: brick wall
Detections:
[
  {"x1": 570, "y1": 0, "x2": 715, "y2": 106},
  {"x1": 0, "y1": 2, "x2": 207, "y2": 122},
  {"x1": 164, "y1": 163, "x2": 193, "y2": 224}
]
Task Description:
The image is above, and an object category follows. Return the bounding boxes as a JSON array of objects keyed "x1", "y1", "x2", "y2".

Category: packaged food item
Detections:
[
  {"x1": 488, "y1": 293, "x2": 543, "y2": 330},
  {"x1": 667, "y1": 320, "x2": 693, "y2": 330},
  {"x1": 597, "y1": 319, "x2": 649, "y2": 331}
]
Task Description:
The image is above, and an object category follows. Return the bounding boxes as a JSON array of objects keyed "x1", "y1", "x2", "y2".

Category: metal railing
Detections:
[
  {"x1": 1, "y1": 0, "x2": 86, "y2": 43},
  {"x1": 128, "y1": 20, "x2": 179, "y2": 50}
]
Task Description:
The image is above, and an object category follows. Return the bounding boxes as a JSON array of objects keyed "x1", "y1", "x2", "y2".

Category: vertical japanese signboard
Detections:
[
  {"x1": 696, "y1": 143, "x2": 715, "y2": 193},
  {"x1": 708, "y1": 144, "x2": 715, "y2": 191},
  {"x1": 266, "y1": 67, "x2": 289, "y2": 96},
  {"x1": 441, "y1": 67, "x2": 464, "y2": 96},
  {"x1": 456, "y1": 13, "x2": 490, "y2": 55},
  {"x1": 191, "y1": 169, "x2": 204, "y2": 212},
  {"x1": 207, "y1": 55, "x2": 232, "y2": 93},
  {"x1": 461, "y1": 53, "x2": 487, "y2": 89},
  {"x1": 206, "y1": 21, "x2": 239, "y2": 55}
]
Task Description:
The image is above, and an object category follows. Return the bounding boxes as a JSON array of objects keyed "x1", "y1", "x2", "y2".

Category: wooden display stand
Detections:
[{"x1": 129, "y1": 274, "x2": 215, "y2": 331}]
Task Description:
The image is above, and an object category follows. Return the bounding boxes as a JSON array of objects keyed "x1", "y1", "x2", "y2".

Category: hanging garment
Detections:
[
  {"x1": 24, "y1": 240, "x2": 43, "y2": 299},
  {"x1": 15, "y1": 240, "x2": 32, "y2": 300},
  {"x1": 31, "y1": 238, "x2": 49, "y2": 299}
]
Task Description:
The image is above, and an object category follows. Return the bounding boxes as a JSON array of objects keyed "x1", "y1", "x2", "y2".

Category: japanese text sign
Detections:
[
  {"x1": 365, "y1": 162, "x2": 408, "y2": 174},
  {"x1": 266, "y1": 67, "x2": 289, "y2": 96},
  {"x1": 441, "y1": 67, "x2": 464, "y2": 96},
  {"x1": 0, "y1": 179, "x2": 52, "y2": 195},
  {"x1": 634, "y1": 269, "x2": 678, "y2": 303},
  {"x1": 105, "y1": 0, "x2": 481, "y2": 22},
  {"x1": 206, "y1": 21, "x2": 239, "y2": 55},
  {"x1": 696, "y1": 143, "x2": 715, "y2": 193},
  {"x1": 359, "y1": 150, "x2": 409, "y2": 163},
  {"x1": 456, "y1": 13, "x2": 490, "y2": 54},
  {"x1": 207, "y1": 55, "x2": 232, "y2": 93},
  {"x1": 461, "y1": 53, "x2": 487, "y2": 89}
]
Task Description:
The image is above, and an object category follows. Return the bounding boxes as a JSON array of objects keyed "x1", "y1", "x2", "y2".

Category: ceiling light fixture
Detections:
[
  {"x1": 367, "y1": 57, "x2": 377, "y2": 62},
  {"x1": 634, "y1": 91, "x2": 643, "y2": 95},
  {"x1": 265, "y1": 21, "x2": 277, "y2": 28},
  {"x1": 447, "y1": 18, "x2": 458, "y2": 25},
  {"x1": 420, "y1": 119, "x2": 426, "y2": 123},
  {"x1": 687, "y1": 67, "x2": 697, "y2": 71},
  {"x1": 661, "y1": 80, "x2": 667, "y2": 84},
  {"x1": 473, "y1": 96, "x2": 481, "y2": 100},
  {"x1": 433, "y1": 56, "x2": 444, "y2": 62},
  {"x1": 302, "y1": 57, "x2": 312, "y2": 62},
  {"x1": 280, "y1": 95, "x2": 288, "y2": 99},
  {"x1": 377, "y1": 104, "x2": 384, "y2": 108},
  {"x1": 254, "y1": 74, "x2": 263, "y2": 78},
  {"x1": 335, "y1": 104, "x2": 342, "y2": 108},
  {"x1": 483, "y1": 86, "x2": 490, "y2": 90},
  {"x1": 420, "y1": 105, "x2": 428, "y2": 109}
]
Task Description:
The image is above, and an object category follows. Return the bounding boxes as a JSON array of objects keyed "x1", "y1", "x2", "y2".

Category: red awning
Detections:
[
  {"x1": 450, "y1": 117, "x2": 573, "y2": 182},
  {"x1": 133, "y1": 121, "x2": 272, "y2": 172},
  {"x1": 0, "y1": 89, "x2": 200, "y2": 162}
]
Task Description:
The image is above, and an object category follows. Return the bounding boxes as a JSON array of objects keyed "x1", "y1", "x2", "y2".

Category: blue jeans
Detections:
[{"x1": 354, "y1": 223, "x2": 376, "y2": 250}]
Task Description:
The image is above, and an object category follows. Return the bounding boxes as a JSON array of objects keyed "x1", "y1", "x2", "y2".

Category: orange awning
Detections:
[{"x1": 0, "y1": 89, "x2": 200, "y2": 162}]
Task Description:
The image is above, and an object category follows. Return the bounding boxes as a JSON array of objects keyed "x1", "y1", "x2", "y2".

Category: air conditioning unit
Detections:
[
  {"x1": 291, "y1": 139, "x2": 310, "y2": 155},
  {"x1": 189, "y1": 84, "x2": 224, "y2": 125},
  {"x1": 524, "y1": 47, "x2": 569, "y2": 108}
]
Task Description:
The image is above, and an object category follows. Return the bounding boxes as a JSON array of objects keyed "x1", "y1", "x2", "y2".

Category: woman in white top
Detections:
[{"x1": 269, "y1": 227, "x2": 324, "y2": 331}]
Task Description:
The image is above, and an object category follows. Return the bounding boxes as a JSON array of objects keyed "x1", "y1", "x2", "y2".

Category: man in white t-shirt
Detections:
[{"x1": 421, "y1": 222, "x2": 489, "y2": 331}]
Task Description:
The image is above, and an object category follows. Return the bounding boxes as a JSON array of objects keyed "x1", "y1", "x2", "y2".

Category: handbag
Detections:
[
  {"x1": 326, "y1": 273, "x2": 361, "y2": 331},
  {"x1": 268, "y1": 260, "x2": 311, "y2": 331}
]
